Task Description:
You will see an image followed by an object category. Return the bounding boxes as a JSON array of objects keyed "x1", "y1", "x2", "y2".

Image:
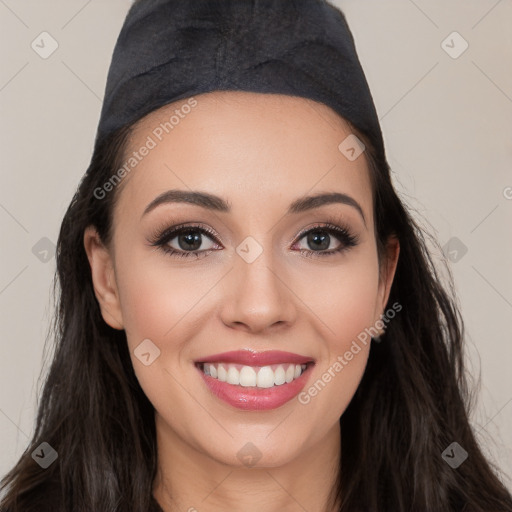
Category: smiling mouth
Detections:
[
  {"x1": 194, "y1": 349, "x2": 315, "y2": 410},
  {"x1": 195, "y1": 362, "x2": 313, "y2": 389}
]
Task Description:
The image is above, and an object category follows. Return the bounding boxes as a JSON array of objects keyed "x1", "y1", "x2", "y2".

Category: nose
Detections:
[{"x1": 219, "y1": 243, "x2": 298, "y2": 335}]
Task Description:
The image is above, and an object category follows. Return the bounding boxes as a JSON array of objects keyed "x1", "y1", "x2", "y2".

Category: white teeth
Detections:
[
  {"x1": 285, "y1": 364, "x2": 295, "y2": 383},
  {"x1": 274, "y1": 365, "x2": 286, "y2": 385},
  {"x1": 217, "y1": 364, "x2": 227, "y2": 382},
  {"x1": 256, "y1": 366, "x2": 275, "y2": 388},
  {"x1": 201, "y1": 362, "x2": 308, "y2": 388},
  {"x1": 227, "y1": 366, "x2": 240, "y2": 385},
  {"x1": 239, "y1": 366, "x2": 257, "y2": 387}
]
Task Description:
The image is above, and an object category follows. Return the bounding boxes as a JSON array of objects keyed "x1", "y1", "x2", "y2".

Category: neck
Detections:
[{"x1": 152, "y1": 414, "x2": 341, "y2": 512}]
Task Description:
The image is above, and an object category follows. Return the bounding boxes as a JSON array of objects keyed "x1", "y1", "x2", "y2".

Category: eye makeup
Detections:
[{"x1": 145, "y1": 213, "x2": 360, "y2": 260}]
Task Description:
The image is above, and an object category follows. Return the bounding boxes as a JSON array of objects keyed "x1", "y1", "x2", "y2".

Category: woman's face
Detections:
[{"x1": 85, "y1": 91, "x2": 399, "y2": 469}]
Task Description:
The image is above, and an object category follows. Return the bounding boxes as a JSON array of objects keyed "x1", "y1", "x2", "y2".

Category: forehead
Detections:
[{"x1": 114, "y1": 91, "x2": 373, "y2": 226}]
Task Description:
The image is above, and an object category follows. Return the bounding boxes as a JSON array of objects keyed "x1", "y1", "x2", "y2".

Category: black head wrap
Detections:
[{"x1": 95, "y1": 0, "x2": 385, "y2": 158}]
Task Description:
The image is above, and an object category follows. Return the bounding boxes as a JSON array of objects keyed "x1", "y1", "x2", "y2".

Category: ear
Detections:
[
  {"x1": 83, "y1": 226, "x2": 124, "y2": 330},
  {"x1": 375, "y1": 235, "x2": 400, "y2": 324}
]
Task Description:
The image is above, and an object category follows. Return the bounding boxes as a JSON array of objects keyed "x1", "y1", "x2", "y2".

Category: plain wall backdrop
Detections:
[{"x1": 1, "y1": 0, "x2": 511, "y2": 492}]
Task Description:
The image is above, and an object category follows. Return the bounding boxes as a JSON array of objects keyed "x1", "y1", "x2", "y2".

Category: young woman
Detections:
[{"x1": 1, "y1": 1, "x2": 511, "y2": 511}]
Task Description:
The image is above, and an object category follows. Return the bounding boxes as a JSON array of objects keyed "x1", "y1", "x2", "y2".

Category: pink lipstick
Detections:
[{"x1": 195, "y1": 350, "x2": 315, "y2": 411}]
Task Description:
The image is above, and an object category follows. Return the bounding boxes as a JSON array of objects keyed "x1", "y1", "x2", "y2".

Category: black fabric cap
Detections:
[{"x1": 96, "y1": 0, "x2": 384, "y2": 156}]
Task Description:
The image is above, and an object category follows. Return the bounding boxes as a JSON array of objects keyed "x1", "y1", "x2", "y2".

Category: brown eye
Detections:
[
  {"x1": 293, "y1": 223, "x2": 359, "y2": 258},
  {"x1": 148, "y1": 224, "x2": 222, "y2": 259},
  {"x1": 167, "y1": 229, "x2": 216, "y2": 252}
]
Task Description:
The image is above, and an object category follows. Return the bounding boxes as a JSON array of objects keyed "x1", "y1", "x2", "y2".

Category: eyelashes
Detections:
[
  {"x1": 294, "y1": 222, "x2": 359, "y2": 258},
  {"x1": 146, "y1": 217, "x2": 360, "y2": 260},
  {"x1": 147, "y1": 223, "x2": 221, "y2": 260}
]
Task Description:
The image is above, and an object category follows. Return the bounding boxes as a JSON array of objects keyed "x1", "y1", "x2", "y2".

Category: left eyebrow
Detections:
[
  {"x1": 141, "y1": 189, "x2": 367, "y2": 227},
  {"x1": 288, "y1": 192, "x2": 366, "y2": 227}
]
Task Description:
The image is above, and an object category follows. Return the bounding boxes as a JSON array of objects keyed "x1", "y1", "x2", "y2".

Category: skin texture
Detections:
[{"x1": 84, "y1": 91, "x2": 400, "y2": 512}]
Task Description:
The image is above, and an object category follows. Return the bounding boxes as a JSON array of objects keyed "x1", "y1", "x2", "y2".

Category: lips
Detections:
[
  {"x1": 196, "y1": 349, "x2": 313, "y2": 366},
  {"x1": 195, "y1": 350, "x2": 315, "y2": 411}
]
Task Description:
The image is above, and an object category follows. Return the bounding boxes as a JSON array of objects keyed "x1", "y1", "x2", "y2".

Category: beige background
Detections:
[{"x1": 1, "y1": 0, "x2": 511, "y2": 491}]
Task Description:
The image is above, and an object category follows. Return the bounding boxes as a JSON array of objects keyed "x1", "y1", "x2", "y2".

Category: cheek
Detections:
[
  {"x1": 112, "y1": 250, "x2": 213, "y2": 427},
  {"x1": 112, "y1": 247, "x2": 234, "y2": 414},
  {"x1": 292, "y1": 251, "x2": 379, "y2": 420},
  {"x1": 295, "y1": 247, "x2": 381, "y2": 349},
  {"x1": 114, "y1": 248, "x2": 220, "y2": 351}
]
